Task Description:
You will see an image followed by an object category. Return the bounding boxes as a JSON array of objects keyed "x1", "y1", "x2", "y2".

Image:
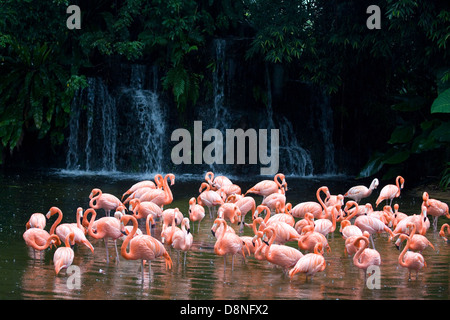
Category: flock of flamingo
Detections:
[{"x1": 22, "y1": 172, "x2": 450, "y2": 284}]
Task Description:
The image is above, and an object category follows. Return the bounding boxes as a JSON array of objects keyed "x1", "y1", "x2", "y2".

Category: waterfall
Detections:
[
  {"x1": 119, "y1": 65, "x2": 166, "y2": 173},
  {"x1": 65, "y1": 77, "x2": 117, "y2": 171},
  {"x1": 65, "y1": 65, "x2": 166, "y2": 173},
  {"x1": 265, "y1": 65, "x2": 314, "y2": 176}
]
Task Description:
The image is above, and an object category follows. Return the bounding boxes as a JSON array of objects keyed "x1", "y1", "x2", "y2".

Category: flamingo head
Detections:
[{"x1": 46, "y1": 206, "x2": 61, "y2": 219}]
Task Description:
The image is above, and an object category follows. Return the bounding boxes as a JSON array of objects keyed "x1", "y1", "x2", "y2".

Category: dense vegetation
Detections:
[{"x1": 0, "y1": 0, "x2": 449, "y2": 188}]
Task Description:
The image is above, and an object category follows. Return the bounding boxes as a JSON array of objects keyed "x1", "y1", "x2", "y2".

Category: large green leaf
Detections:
[
  {"x1": 388, "y1": 124, "x2": 415, "y2": 144},
  {"x1": 431, "y1": 88, "x2": 450, "y2": 113}
]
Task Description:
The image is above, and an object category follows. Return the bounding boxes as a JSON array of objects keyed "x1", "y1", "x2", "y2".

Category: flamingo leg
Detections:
[
  {"x1": 184, "y1": 251, "x2": 187, "y2": 266},
  {"x1": 114, "y1": 240, "x2": 119, "y2": 264},
  {"x1": 104, "y1": 238, "x2": 110, "y2": 263}
]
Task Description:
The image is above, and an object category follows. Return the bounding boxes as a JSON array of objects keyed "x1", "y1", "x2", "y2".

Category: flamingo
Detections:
[
  {"x1": 128, "y1": 198, "x2": 163, "y2": 221},
  {"x1": 244, "y1": 173, "x2": 287, "y2": 198},
  {"x1": 47, "y1": 207, "x2": 94, "y2": 253},
  {"x1": 313, "y1": 203, "x2": 340, "y2": 237},
  {"x1": 89, "y1": 188, "x2": 124, "y2": 217},
  {"x1": 188, "y1": 197, "x2": 205, "y2": 233},
  {"x1": 344, "y1": 178, "x2": 379, "y2": 203},
  {"x1": 227, "y1": 195, "x2": 256, "y2": 232},
  {"x1": 253, "y1": 205, "x2": 300, "y2": 244},
  {"x1": 344, "y1": 231, "x2": 370, "y2": 256},
  {"x1": 23, "y1": 228, "x2": 60, "y2": 259},
  {"x1": 297, "y1": 225, "x2": 331, "y2": 253},
  {"x1": 211, "y1": 218, "x2": 248, "y2": 272},
  {"x1": 121, "y1": 174, "x2": 163, "y2": 200},
  {"x1": 85, "y1": 208, "x2": 124, "y2": 263},
  {"x1": 120, "y1": 215, "x2": 172, "y2": 281},
  {"x1": 205, "y1": 171, "x2": 233, "y2": 191},
  {"x1": 392, "y1": 205, "x2": 430, "y2": 237},
  {"x1": 218, "y1": 184, "x2": 242, "y2": 198},
  {"x1": 171, "y1": 217, "x2": 194, "y2": 266},
  {"x1": 259, "y1": 226, "x2": 303, "y2": 272},
  {"x1": 375, "y1": 175, "x2": 405, "y2": 207},
  {"x1": 261, "y1": 192, "x2": 286, "y2": 212},
  {"x1": 439, "y1": 224, "x2": 450, "y2": 243},
  {"x1": 344, "y1": 201, "x2": 394, "y2": 249},
  {"x1": 217, "y1": 203, "x2": 241, "y2": 225},
  {"x1": 290, "y1": 201, "x2": 323, "y2": 219},
  {"x1": 288, "y1": 243, "x2": 326, "y2": 280},
  {"x1": 197, "y1": 182, "x2": 224, "y2": 218},
  {"x1": 161, "y1": 209, "x2": 182, "y2": 246},
  {"x1": 352, "y1": 236, "x2": 381, "y2": 277},
  {"x1": 294, "y1": 212, "x2": 315, "y2": 235},
  {"x1": 422, "y1": 191, "x2": 449, "y2": 231},
  {"x1": 395, "y1": 223, "x2": 435, "y2": 253},
  {"x1": 53, "y1": 231, "x2": 75, "y2": 275},
  {"x1": 267, "y1": 203, "x2": 295, "y2": 227},
  {"x1": 392, "y1": 204, "x2": 408, "y2": 228},
  {"x1": 339, "y1": 219, "x2": 363, "y2": 240},
  {"x1": 161, "y1": 208, "x2": 183, "y2": 235},
  {"x1": 398, "y1": 231, "x2": 427, "y2": 280},
  {"x1": 26, "y1": 213, "x2": 46, "y2": 230},
  {"x1": 138, "y1": 174, "x2": 175, "y2": 208}
]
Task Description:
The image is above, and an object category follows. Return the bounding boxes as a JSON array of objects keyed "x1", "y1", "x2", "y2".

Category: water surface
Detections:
[{"x1": 1, "y1": 169, "x2": 449, "y2": 300}]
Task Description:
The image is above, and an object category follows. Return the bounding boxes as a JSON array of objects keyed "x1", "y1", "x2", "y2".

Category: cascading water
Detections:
[
  {"x1": 265, "y1": 65, "x2": 314, "y2": 176},
  {"x1": 65, "y1": 65, "x2": 166, "y2": 174},
  {"x1": 65, "y1": 77, "x2": 117, "y2": 172},
  {"x1": 117, "y1": 65, "x2": 166, "y2": 173}
]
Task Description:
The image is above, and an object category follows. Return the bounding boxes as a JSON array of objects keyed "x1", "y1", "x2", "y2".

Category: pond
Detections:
[{"x1": 0, "y1": 168, "x2": 449, "y2": 300}]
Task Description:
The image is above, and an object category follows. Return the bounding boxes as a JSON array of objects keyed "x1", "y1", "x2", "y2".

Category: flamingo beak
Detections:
[{"x1": 211, "y1": 230, "x2": 216, "y2": 237}]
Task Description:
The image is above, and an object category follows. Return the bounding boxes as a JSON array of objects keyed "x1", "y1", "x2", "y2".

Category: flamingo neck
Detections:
[
  {"x1": 353, "y1": 237, "x2": 369, "y2": 267},
  {"x1": 49, "y1": 209, "x2": 63, "y2": 235},
  {"x1": 121, "y1": 216, "x2": 138, "y2": 259}
]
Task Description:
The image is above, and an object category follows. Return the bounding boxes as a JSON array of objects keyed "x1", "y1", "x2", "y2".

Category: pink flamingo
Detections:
[
  {"x1": 23, "y1": 228, "x2": 60, "y2": 259},
  {"x1": 422, "y1": 191, "x2": 449, "y2": 230},
  {"x1": 188, "y1": 197, "x2": 205, "y2": 232},
  {"x1": 260, "y1": 226, "x2": 303, "y2": 272},
  {"x1": 352, "y1": 236, "x2": 381, "y2": 277},
  {"x1": 121, "y1": 215, "x2": 172, "y2": 281},
  {"x1": 289, "y1": 243, "x2": 326, "y2": 280},
  {"x1": 392, "y1": 205, "x2": 430, "y2": 237},
  {"x1": 392, "y1": 204, "x2": 408, "y2": 228},
  {"x1": 211, "y1": 218, "x2": 248, "y2": 272},
  {"x1": 47, "y1": 207, "x2": 94, "y2": 253},
  {"x1": 26, "y1": 213, "x2": 46, "y2": 230},
  {"x1": 375, "y1": 175, "x2": 405, "y2": 207},
  {"x1": 227, "y1": 195, "x2": 256, "y2": 233},
  {"x1": 297, "y1": 225, "x2": 331, "y2": 253},
  {"x1": 205, "y1": 171, "x2": 233, "y2": 191},
  {"x1": 344, "y1": 231, "x2": 370, "y2": 256},
  {"x1": 85, "y1": 208, "x2": 124, "y2": 263},
  {"x1": 398, "y1": 231, "x2": 427, "y2": 280},
  {"x1": 245, "y1": 173, "x2": 287, "y2": 198},
  {"x1": 294, "y1": 212, "x2": 315, "y2": 235},
  {"x1": 161, "y1": 209, "x2": 182, "y2": 246},
  {"x1": 253, "y1": 205, "x2": 300, "y2": 244},
  {"x1": 313, "y1": 203, "x2": 340, "y2": 237},
  {"x1": 344, "y1": 178, "x2": 379, "y2": 203},
  {"x1": 128, "y1": 198, "x2": 163, "y2": 221},
  {"x1": 267, "y1": 203, "x2": 295, "y2": 227},
  {"x1": 138, "y1": 174, "x2": 175, "y2": 208},
  {"x1": 89, "y1": 188, "x2": 124, "y2": 217},
  {"x1": 171, "y1": 217, "x2": 194, "y2": 266},
  {"x1": 395, "y1": 223, "x2": 435, "y2": 253},
  {"x1": 439, "y1": 223, "x2": 450, "y2": 243},
  {"x1": 261, "y1": 193, "x2": 286, "y2": 212},
  {"x1": 344, "y1": 201, "x2": 394, "y2": 249},
  {"x1": 340, "y1": 219, "x2": 363, "y2": 240},
  {"x1": 121, "y1": 174, "x2": 163, "y2": 200},
  {"x1": 53, "y1": 231, "x2": 75, "y2": 275},
  {"x1": 217, "y1": 203, "x2": 241, "y2": 225},
  {"x1": 218, "y1": 184, "x2": 242, "y2": 198},
  {"x1": 291, "y1": 190, "x2": 332, "y2": 219},
  {"x1": 197, "y1": 182, "x2": 224, "y2": 218}
]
